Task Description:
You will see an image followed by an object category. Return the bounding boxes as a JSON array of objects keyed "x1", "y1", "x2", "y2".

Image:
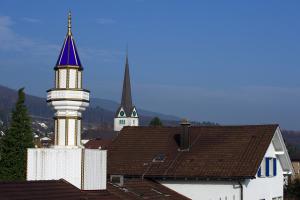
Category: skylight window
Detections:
[{"x1": 152, "y1": 153, "x2": 165, "y2": 162}]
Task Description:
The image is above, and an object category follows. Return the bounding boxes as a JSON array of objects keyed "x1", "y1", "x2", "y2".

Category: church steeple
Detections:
[
  {"x1": 120, "y1": 52, "x2": 133, "y2": 116},
  {"x1": 114, "y1": 50, "x2": 139, "y2": 132}
]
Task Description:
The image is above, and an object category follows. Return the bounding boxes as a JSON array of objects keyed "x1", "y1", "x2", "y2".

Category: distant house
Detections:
[
  {"x1": 84, "y1": 138, "x2": 113, "y2": 150},
  {"x1": 108, "y1": 123, "x2": 294, "y2": 200},
  {"x1": 290, "y1": 156, "x2": 300, "y2": 182}
]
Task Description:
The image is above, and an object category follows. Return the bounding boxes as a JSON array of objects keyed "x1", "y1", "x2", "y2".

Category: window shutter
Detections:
[
  {"x1": 265, "y1": 158, "x2": 270, "y2": 177},
  {"x1": 273, "y1": 158, "x2": 277, "y2": 176},
  {"x1": 258, "y1": 167, "x2": 261, "y2": 177}
]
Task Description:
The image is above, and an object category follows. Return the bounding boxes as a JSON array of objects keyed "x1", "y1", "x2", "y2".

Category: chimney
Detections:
[{"x1": 180, "y1": 119, "x2": 191, "y2": 151}]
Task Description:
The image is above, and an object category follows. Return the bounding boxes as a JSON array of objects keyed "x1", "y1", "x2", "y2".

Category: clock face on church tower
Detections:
[{"x1": 120, "y1": 111, "x2": 125, "y2": 117}]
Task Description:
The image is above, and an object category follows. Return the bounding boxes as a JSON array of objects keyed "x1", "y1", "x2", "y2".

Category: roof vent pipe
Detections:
[{"x1": 180, "y1": 119, "x2": 191, "y2": 151}]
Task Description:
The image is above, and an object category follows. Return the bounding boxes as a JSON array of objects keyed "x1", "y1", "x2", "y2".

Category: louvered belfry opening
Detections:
[{"x1": 180, "y1": 119, "x2": 191, "y2": 151}]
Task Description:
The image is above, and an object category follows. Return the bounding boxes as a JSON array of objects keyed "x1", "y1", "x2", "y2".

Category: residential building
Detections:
[{"x1": 108, "y1": 122, "x2": 294, "y2": 200}]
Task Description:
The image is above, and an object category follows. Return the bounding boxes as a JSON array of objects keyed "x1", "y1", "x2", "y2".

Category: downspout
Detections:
[{"x1": 238, "y1": 180, "x2": 243, "y2": 200}]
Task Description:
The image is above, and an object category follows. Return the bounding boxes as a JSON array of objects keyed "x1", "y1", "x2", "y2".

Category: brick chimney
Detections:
[{"x1": 180, "y1": 119, "x2": 191, "y2": 151}]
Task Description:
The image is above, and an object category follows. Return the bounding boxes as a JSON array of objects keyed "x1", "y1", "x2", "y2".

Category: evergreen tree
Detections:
[
  {"x1": 0, "y1": 88, "x2": 34, "y2": 180},
  {"x1": 285, "y1": 179, "x2": 300, "y2": 198},
  {"x1": 149, "y1": 117, "x2": 163, "y2": 127}
]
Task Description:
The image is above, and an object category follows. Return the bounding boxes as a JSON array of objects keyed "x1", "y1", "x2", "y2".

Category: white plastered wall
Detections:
[
  {"x1": 77, "y1": 71, "x2": 82, "y2": 88},
  {"x1": 68, "y1": 69, "x2": 77, "y2": 88},
  {"x1": 59, "y1": 69, "x2": 67, "y2": 88},
  {"x1": 114, "y1": 117, "x2": 139, "y2": 131},
  {"x1": 27, "y1": 148, "x2": 107, "y2": 190},
  {"x1": 68, "y1": 119, "x2": 75, "y2": 145},
  {"x1": 160, "y1": 180, "x2": 241, "y2": 200},
  {"x1": 58, "y1": 119, "x2": 66, "y2": 145},
  {"x1": 242, "y1": 142, "x2": 284, "y2": 200}
]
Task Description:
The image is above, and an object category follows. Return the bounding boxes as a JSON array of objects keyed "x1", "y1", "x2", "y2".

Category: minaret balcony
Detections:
[{"x1": 47, "y1": 89, "x2": 90, "y2": 110}]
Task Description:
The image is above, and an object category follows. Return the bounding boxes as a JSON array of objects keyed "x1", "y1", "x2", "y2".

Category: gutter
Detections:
[
  {"x1": 238, "y1": 180, "x2": 243, "y2": 200},
  {"x1": 122, "y1": 175, "x2": 253, "y2": 181}
]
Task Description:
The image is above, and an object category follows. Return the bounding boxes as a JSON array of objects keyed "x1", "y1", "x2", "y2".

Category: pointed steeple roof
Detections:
[
  {"x1": 120, "y1": 52, "x2": 134, "y2": 116},
  {"x1": 55, "y1": 12, "x2": 82, "y2": 69}
]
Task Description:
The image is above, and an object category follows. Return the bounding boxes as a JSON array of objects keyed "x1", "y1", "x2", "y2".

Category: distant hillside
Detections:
[
  {"x1": 282, "y1": 130, "x2": 300, "y2": 160},
  {"x1": 90, "y1": 98, "x2": 179, "y2": 121},
  {"x1": 3, "y1": 85, "x2": 299, "y2": 148},
  {"x1": 0, "y1": 85, "x2": 180, "y2": 126}
]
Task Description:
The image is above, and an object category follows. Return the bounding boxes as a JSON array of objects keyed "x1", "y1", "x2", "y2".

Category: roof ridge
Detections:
[{"x1": 122, "y1": 124, "x2": 279, "y2": 129}]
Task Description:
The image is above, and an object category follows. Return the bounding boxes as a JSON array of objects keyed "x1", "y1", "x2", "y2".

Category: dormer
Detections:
[
  {"x1": 117, "y1": 107, "x2": 127, "y2": 118},
  {"x1": 131, "y1": 107, "x2": 138, "y2": 118}
]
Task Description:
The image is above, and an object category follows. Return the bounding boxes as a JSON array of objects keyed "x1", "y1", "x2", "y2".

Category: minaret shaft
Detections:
[
  {"x1": 47, "y1": 12, "x2": 89, "y2": 147},
  {"x1": 27, "y1": 13, "x2": 106, "y2": 191}
]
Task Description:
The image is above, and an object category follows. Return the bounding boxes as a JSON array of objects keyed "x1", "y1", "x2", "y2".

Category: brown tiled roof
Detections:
[
  {"x1": 0, "y1": 179, "x2": 86, "y2": 200},
  {"x1": 0, "y1": 179, "x2": 189, "y2": 200},
  {"x1": 84, "y1": 190, "x2": 122, "y2": 200},
  {"x1": 81, "y1": 130, "x2": 118, "y2": 140},
  {"x1": 84, "y1": 139, "x2": 113, "y2": 150},
  {"x1": 108, "y1": 125, "x2": 278, "y2": 179},
  {"x1": 105, "y1": 178, "x2": 190, "y2": 200}
]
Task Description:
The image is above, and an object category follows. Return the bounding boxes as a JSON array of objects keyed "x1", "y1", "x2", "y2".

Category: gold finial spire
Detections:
[{"x1": 68, "y1": 11, "x2": 72, "y2": 36}]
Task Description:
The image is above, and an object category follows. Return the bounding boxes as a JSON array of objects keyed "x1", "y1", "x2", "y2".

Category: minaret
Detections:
[
  {"x1": 114, "y1": 51, "x2": 139, "y2": 131},
  {"x1": 47, "y1": 12, "x2": 89, "y2": 147},
  {"x1": 27, "y1": 13, "x2": 106, "y2": 190}
]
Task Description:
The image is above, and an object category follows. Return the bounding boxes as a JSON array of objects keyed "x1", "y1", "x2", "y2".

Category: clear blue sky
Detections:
[{"x1": 0, "y1": 1, "x2": 300, "y2": 129}]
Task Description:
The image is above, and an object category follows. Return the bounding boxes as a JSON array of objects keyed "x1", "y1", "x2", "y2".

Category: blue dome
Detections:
[
  {"x1": 56, "y1": 35, "x2": 82, "y2": 67},
  {"x1": 55, "y1": 13, "x2": 82, "y2": 69}
]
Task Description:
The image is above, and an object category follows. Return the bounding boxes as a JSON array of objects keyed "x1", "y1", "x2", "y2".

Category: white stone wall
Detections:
[{"x1": 27, "y1": 148, "x2": 107, "y2": 190}]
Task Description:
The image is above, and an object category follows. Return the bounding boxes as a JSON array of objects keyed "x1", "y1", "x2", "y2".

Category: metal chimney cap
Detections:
[{"x1": 180, "y1": 118, "x2": 191, "y2": 126}]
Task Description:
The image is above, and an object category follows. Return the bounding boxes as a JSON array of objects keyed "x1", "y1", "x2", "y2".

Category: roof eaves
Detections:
[{"x1": 121, "y1": 175, "x2": 254, "y2": 181}]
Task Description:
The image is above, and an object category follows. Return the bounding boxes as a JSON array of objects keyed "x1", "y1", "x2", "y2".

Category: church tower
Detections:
[
  {"x1": 27, "y1": 13, "x2": 106, "y2": 190},
  {"x1": 114, "y1": 53, "x2": 139, "y2": 131}
]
